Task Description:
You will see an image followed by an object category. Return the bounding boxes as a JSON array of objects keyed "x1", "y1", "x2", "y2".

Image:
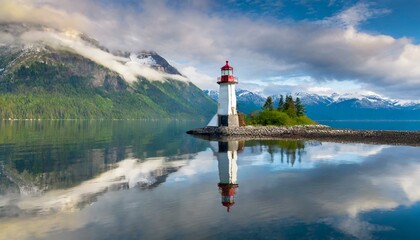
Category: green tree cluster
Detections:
[{"x1": 247, "y1": 95, "x2": 314, "y2": 126}]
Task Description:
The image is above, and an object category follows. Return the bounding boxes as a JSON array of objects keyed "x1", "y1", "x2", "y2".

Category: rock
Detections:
[{"x1": 186, "y1": 125, "x2": 420, "y2": 146}]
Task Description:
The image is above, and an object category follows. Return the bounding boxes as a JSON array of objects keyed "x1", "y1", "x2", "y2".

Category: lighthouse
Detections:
[
  {"x1": 217, "y1": 61, "x2": 239, "y2": 127},
  {"x1": 216, "y1": 141, "x2": 242, "y2": 212}
]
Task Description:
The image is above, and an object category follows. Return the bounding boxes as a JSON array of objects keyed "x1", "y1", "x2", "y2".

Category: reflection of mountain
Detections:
[
  {"x1": 0, "y1": 120, "x2": 209, "y2": 195},
  {"x1": 0, "y1": 156, "x2": 190, "y2": 217}
]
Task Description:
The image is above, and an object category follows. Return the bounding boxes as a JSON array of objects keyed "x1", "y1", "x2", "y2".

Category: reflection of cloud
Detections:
[
  {"x1": 240, "y1": 141, "x2": 390, "y2": 169},
  {"x1": 234, "y1": 145, "x2": 420, "y2": 238},
  {"x1": 322, "y1": 216, "x2": 393, "y2": 239},
  {"x1": 0, "y1": 211, "x2": 90, "y2": 240},
  {"x1": 306, "y1": 143, "x2": 389, "y2": 162},
  {"x1": 168, "y1": 149, "x2": 216, "y2": 181}
]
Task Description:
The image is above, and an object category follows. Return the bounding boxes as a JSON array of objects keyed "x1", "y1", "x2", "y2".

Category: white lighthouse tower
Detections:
[{"x1": 216, "y1": 61, "x2": 239, "y2": 127}]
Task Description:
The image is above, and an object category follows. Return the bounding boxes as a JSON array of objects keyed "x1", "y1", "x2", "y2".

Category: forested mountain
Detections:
[{"x1": 0, "y1": 23, "x2": 216, "y2": 119}]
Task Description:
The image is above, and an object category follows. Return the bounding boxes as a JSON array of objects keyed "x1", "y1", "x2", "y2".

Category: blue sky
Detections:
[
  {"x1": 363, "y1": 1, "x2": 420, "y2": 42},
  {"x1": 1, "y1": 0, "x2": 420, "y2": 99},
  {"x1": 189, "y1": 0, "x2": 420, "y2": 42}
]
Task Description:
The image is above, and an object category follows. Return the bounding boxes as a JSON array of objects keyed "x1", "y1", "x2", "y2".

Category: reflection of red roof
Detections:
[
  {"x1": 221, "y1": 60, "x2": 233, "y2": 70},
  {"x1": 218, "y1": 183, "x2": 239, "y2": 212},
  {"x1": 222, "y1": 202, "x2": 235, "y2": 212},
  {"x1": 222, "y1": 202, "x2": 235, "y2": 207}
]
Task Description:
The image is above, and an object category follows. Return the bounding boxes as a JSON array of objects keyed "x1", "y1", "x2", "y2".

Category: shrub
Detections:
[{"x1": 246, "y1": 107, "x2": 316, "y2": 126}]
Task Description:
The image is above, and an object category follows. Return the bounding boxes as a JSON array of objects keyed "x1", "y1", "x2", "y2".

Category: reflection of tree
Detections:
[{"x1": 246, "y1": 140, "x2": 306, "y2": 166}]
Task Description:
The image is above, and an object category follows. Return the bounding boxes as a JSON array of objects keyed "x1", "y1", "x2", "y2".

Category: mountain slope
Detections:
[{"x1": 0, "y1": 23, "x2": 216, "y2": 119}]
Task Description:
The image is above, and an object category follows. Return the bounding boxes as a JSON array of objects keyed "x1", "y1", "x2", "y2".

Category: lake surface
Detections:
[
  {"x1": 318, "y1": 120, "x2": 420, "y2": 130},
  {"x1": 1, "y1": 120, "x2": 420, "y2": 240}
]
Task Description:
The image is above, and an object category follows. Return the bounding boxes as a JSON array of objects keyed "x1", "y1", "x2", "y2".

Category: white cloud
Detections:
[
  {"x1": 180, "y1": 66, "x2": 215, "y2": 90},
  {"x1": 307, "y1": 86, "x2": 333, "y2": 94},
  {"x1": 0, "y1": 0, "x2": 93, "y2": 32},
  {"x1": 322, "y1": 2, "x2": 390, "y2": 28}
]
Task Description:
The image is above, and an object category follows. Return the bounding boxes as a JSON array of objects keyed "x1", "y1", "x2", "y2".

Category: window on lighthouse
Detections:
[{"x1": 222, "y1": 70, "x2": 233, "y2": 76}]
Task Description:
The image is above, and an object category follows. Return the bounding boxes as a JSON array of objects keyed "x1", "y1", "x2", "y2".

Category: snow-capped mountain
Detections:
[
  {"x1": 125, "y1": 51, "x2": 182, "y2": 75},
  {"x1": 203, "y1": 89, "x2": 420, "y2": 120},
  {"x1": 0, "y1": 22, "x2": 216, "y2": 119},
  {"x1": 202, "y1": 89, "x2": 219, "y2": 101},
  {"x1": 204, "y1": 89, "x2": 265, "y2": 103}
]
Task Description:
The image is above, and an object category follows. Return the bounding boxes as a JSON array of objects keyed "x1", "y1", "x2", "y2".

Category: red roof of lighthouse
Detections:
[{"x1": 221, "y1": 60, "x2": 233, "y2": 70}]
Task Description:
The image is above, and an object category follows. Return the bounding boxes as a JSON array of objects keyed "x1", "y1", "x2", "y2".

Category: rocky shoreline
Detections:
[{"x1": 186, "y1": 125, "x2": 420, "y2": 146}]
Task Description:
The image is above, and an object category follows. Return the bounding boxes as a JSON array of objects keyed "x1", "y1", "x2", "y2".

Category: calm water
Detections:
[
  {"x1": 1, "y1": 120, "x2": 420, "y2": 240},
  {"x1": 318, "y1": 120, "x2": 420, "y2": 130}
]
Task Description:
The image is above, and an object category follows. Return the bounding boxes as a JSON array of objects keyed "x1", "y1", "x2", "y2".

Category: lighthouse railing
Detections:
[{"x1": 217, "y1": 77, "x2": 238, "y2": 83}]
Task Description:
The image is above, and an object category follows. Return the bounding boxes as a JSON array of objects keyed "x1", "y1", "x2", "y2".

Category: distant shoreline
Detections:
[{"x1": 186, "y1": 125, "x2": 420, "y2": 146}]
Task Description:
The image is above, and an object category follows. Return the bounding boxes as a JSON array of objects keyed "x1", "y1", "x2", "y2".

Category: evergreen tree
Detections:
[
  {"x1": 262, "y1": 96, "x2": 274, "y2": 111},
  {"x1": 282, "y1": 95, "x2": 291, "y2": 111},
  {"x1": 285, "y1": 95, "x2": 297, "y2": 117},
  {"x1": 295, "y1": 97, "x2": 305, "y2": 116},
  {"x1": 277, "y1": 95, "x2": 284, "y2": 111}
]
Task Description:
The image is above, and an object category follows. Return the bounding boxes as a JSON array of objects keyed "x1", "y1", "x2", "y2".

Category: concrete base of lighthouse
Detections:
[{"x1": 218, "y1": 114, "x2": 239, "y2": 127}]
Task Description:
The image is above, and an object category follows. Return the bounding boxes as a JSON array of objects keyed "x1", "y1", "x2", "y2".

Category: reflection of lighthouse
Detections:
[{"x1": 217, "y1": 141, "x2": 242, "y2": 212}]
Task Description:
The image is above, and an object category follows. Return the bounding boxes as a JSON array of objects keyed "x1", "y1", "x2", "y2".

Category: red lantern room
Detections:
[{"x1": 217, "y1": 61, "x2": 238, "y2": 84}]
